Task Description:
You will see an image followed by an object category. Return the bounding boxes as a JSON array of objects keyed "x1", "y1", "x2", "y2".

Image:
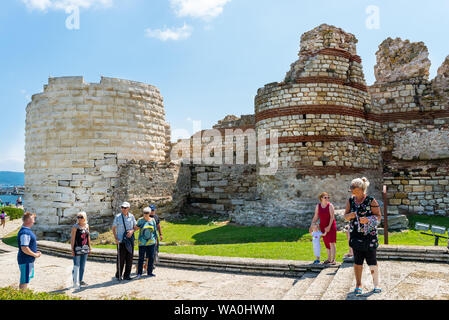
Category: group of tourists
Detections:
[
  {"x1": 111, "y1": 202, "x2": 161, "y2": 283},
  {"x1": 16, "y1": 203, "x2": 163, "y2": 291},
  {"x1": 15, "y1": 176, "x2": 381, "y2": 296},
  {"x1": 309, "y1": 176, "x2": 382, "y2": 295}
]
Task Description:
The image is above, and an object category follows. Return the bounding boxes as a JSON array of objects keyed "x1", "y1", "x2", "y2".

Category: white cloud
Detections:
[
  {"x1": 21, "y1": 0, "x2": 113, "y2": 11},
  {"x1": 170, "y1": 0, "x2": 231, "y2": 20},
  {"x1": 145, "y1": 23, "x2": 193, "y2": 41}
]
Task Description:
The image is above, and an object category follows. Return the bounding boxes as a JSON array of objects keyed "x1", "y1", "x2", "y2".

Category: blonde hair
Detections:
[
  {"x1": 318, "y1": 192, "x2": 329, "y2": 201},
  {"x1": 351, "y1": 177, "x2": 370, "y2": 194},
  {"x1": 77, "y1": 211, "x2": 88, "y2": 224}
]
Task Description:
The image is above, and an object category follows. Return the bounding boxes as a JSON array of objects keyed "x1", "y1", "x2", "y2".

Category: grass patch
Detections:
[
  {"x1": 5, "y1": 214, "x2": 447, "y2": 262},
  {"x1": 91, "y1": 214, "x2": 449, "y2": 262},
  {"x1": 0, "y1": 286, "x2": 79, "y2": 300},
  {"x1": 2, "y1": 229, "x2": 19, "y2": 248}
]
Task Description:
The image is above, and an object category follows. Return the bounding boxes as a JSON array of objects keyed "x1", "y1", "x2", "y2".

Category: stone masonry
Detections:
[
  {"x1": 24, "y1": 24, "x2": 449, "y2": 239},
  {"x1": 25, "y1": 76, "x2": 170, "y2": 240}
]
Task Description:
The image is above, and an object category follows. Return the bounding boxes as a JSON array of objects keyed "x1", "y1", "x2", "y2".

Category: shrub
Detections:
[{"x1": 2, "y1": 207, "x2": 23, "y2": 220}]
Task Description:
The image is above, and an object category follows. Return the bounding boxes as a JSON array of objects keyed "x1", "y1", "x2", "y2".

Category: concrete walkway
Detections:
[
  {"x1": 1, "y1": 220, "x2": 449, "y2": 300},
  {"x1": 0, "y1": 220, "x2": 313, "y2": 300}
]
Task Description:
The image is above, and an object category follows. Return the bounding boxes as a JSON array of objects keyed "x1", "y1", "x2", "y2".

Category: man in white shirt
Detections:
[{"x1": 112, "y1": 202, "x2": 137, "y2": 280}]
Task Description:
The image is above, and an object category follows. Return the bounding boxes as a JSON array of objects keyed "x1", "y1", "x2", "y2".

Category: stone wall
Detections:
[
  {"x1": 254, "y1": 24, "x2": 383, "y2": 210},
  {"x1": 369, "y1": 38, "x2": 449, "y2": 217},
  {"x1": 24, "y1": 76, "x2": 170, "y2": 240},
  {"x1": 112, "y1": 160, "x2": 191, "y2": 219},
  {"x1": 187, "y1": 164, "x2": 257, "y2": 215},
  {"x1": 171, "y1": 126, "x2": 256, "y2": 166},
  {"x1": 213, "y1": 114, "x2": 255, "y2": 129},
  {"x1": 383, "y1": 159, "x2": 449, "y2": 216}
]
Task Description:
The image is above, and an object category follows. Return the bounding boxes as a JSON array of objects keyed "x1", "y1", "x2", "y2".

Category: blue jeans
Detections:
[
  {"x1": 73, "y1": 254, "x2": 88, "y2": 284},
  {"x1": 137, "y1": 245, "x2": 155, "y2": 275}
]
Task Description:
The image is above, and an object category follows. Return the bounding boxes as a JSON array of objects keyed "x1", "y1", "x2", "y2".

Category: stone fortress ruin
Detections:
[{"x1": 24, "y1": 24, "x2": 449, "y2": 241}]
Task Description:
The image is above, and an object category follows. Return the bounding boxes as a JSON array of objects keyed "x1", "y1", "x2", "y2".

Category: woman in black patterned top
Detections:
[
  {"x1": 344, "y1": 177, "x2": 382, "y2": 296},
  {"x1": 71, "y1": 211, "x2": 91, "y2": 290}
]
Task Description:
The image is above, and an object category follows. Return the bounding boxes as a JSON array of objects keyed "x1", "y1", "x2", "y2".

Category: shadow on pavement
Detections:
[
  {"x1": 346, "y1": 290, "x2": 377, "y2": 300},
  {"x1": 49, "y1": 278, "x2": 128, "y2": 295}
]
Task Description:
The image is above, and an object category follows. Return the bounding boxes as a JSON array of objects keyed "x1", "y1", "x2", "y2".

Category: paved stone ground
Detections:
[
  {"x1": 1, "y1": 219, "x2": 449, "y2": 300},
  {"x1": 0, "y1": 220, "x2": 299, "y2": 300}
]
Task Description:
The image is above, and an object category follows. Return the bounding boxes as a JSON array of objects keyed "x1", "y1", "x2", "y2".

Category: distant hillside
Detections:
[{"x1": 0, "y1": 171, "x2": 24, "y2": 186}]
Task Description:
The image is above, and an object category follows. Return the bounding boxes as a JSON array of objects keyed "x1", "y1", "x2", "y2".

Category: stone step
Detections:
[
  {"x1": 321, "y1": 262, "x2": 355, "y2": 300},
  {"x1": 377, "y1": 245, "x2": 449, "y2": 262},
  {"x1": 299, "y1": 267, "x2": 338, "y2": 300},
  {"x1": 35, "y1": 240, "x2": 329, "y2": 277},
  {"x1": 281, "y1": 272, "x2": 318, "y2": 300}
]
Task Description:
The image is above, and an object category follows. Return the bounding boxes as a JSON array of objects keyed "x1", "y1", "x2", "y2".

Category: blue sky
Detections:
[{"x1": 1, "y1": 0, "x2": 449, "y2": 172}]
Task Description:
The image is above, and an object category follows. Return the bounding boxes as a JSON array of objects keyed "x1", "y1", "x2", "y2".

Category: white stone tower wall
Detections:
[{"x1": 24, "y1": 76, "x2": 169, "y2": 240}]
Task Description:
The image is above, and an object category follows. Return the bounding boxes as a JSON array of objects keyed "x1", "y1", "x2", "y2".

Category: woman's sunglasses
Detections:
[{"x1": 77, "y1": 216, "x2": 84, "y2": 219}]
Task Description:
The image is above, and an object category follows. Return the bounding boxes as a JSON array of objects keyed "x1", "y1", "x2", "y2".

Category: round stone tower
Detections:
[
  {"x1": 24, "y1": 76, "x2": 169, "y2": 240},
  {"x1": 254, "y1": 24, "x2": 383, "y2": 210}
]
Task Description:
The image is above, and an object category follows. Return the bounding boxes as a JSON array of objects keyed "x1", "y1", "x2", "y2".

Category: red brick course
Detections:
[
  {"x1": 255, "y1": 104, "x2": 369, "y2": 123},
  {"x1": 294, "y1": 77, "x2": 368, "y2": 92},
  {"x1": 263, "y1": 135, "x2": 381, "y2": 146},
  {"x1": 255, "y1": 105, "x2": 449, "y2": 124},
  {"x1": 294, "y1": 165, "x2": 380, "y2": 176},
  {"x1": 313, "y1": 48, "x2": 362, "y2": 64}
]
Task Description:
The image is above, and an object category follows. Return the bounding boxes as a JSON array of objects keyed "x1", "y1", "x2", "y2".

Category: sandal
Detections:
[
  {"x1": 322, "y1": 260, "x2": 331, "y2": 264},
  {"x1": 329, "y1": 261, "x2": 337, "y2": 265},
  {"x1": 354, "y1": 288, "x2": 363, "y2": 296},
  {"x1": 373, "y1": 288, "x2": 382, "y2": 293},
  {"x1": 343, "y1": 253, "x2": 353, "y2": 258}
]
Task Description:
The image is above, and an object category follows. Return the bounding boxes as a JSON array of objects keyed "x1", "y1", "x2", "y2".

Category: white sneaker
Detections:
[
  {"x1": 73, "y1": 284, "x2": 80, "y2": 290},
  {"x1": 136, "y1": 274, "x2": 142, "y2": 280}
]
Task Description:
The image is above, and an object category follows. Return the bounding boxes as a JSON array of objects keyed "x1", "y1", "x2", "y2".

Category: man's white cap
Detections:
[
  {"x1": 121, "y1": 202, "x2": 130, "y2": 208},
  {"x1": 143, "y1": 207, "x2": 151, "y2": 213}
]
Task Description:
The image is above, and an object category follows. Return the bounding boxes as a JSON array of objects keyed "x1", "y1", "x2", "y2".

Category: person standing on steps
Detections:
[
  {"x1": 309, "y1": 192, "x2": 337, "y2": 265},
  {"x1": 344, "y1": 177, "x2": 382, "y2": 296},
  {"x1": 70, "y1": 211, "x2": 91, "y2": 290},
  {"x1": 17, "y1": 212, "x2": 41, "y2": 290},
  {"x1": 112, "y1": 202, "x2": 137, "y2": 281},
  {"x1": 311, "y1": 223, "x2": 327, "y2": 264}
]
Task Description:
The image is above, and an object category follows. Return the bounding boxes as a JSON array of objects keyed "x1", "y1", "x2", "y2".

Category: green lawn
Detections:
[
  {"x1": 92, "y1": 215, "x2": 449, "y2": 262},
  {"x1": 4, "y1": 215, "x2": 448, "y2": 262}
]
